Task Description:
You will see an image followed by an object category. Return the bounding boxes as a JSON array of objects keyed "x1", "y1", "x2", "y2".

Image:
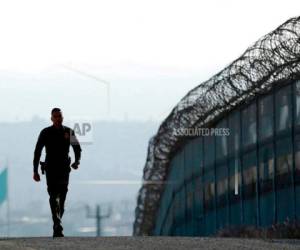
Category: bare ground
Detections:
[{"x1": 0, "y1": 236, "x2": 300, "y2": 250}]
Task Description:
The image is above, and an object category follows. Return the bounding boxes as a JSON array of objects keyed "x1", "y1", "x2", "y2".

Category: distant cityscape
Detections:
[{"x1": 0, "y1": 118, "x2": 158, "y2": 237}]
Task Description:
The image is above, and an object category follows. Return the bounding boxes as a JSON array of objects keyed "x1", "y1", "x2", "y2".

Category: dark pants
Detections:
[{"x1": 45, "y1": 166, "x2": 71, "y2": 232}]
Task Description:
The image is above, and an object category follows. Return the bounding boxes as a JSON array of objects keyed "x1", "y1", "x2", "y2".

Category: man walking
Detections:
[{"x1": 33, "y1": 108, "x2": 82, "y2": 237}]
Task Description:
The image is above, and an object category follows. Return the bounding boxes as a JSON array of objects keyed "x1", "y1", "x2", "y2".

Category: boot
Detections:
[{"x1": 53, "y1": 223, "x2": 64, "y2": 237}]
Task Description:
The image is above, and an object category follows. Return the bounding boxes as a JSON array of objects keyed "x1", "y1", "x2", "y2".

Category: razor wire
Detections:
[{"x1": 133, "y1": 16, "x2": 300, "y2": 235}]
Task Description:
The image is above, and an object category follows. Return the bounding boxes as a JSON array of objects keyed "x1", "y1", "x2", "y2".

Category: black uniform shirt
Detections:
[{"x1": 33, "y1": 125, "x2": 82, "y2": 173}]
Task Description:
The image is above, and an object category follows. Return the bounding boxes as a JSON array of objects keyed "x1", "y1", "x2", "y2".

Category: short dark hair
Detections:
[{"x1": 51, "y1": 108, "x2": 61, "y2": 115}]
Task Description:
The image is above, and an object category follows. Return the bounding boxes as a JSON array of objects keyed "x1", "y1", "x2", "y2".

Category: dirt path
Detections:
[{"x1": 0, "y1": 236, "x2": 300, "y2": 250}]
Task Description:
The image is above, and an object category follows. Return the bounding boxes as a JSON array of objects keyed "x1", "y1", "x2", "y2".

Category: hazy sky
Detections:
[{"x1": 0, "y1": 0, "x2": 299, "y2": 121}]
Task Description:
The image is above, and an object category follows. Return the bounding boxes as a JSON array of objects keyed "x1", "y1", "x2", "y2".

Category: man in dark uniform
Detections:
[{"x1": 33, "y1": 108, "x2": 82, "y2": 237}]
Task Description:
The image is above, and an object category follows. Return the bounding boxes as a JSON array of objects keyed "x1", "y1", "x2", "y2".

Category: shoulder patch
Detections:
[{"x1": 64, "y1": 132, "x2": 70, "y2": 140}]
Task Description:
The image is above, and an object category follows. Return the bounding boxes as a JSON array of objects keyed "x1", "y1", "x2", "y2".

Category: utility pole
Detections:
[{"x1": 86, "y1": 204, "x2": 112, "y2": 236}]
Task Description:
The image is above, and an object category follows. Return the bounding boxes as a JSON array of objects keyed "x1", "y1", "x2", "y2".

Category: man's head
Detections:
[{"x1": 51, "y1": 108, "x2": 63, "y2": 127}]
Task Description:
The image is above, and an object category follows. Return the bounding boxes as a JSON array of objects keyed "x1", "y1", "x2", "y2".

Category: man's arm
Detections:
[
  {"x1": 70, "y1": 129, "x2": 82, "y2": 167},
  {"x1": 33, "y1": 130, "x2": 45, "y2": 173}
]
